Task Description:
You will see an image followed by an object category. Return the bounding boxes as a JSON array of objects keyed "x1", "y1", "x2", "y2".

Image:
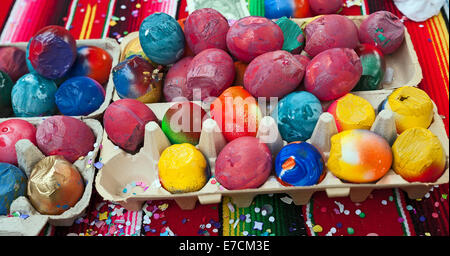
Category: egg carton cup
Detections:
[
  {"x1": 0, "y1": 38, "x2": 121, "y2": 121},
  {"x1": 0, "y1": 118, "x2": 103, "y2": 236},
  {"x1": 95, "y1": 91, "x2": 448, "y2": 211}
]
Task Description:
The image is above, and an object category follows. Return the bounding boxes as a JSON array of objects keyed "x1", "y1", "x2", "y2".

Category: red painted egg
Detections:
[
  {"x1": 0, "y1": 119, "x2": 37, "y2": 165},
  {"x1": 309, "y1": 0, "x2": 343, "y2": 15},
  {"x1": 163, "y1": 56, "x2": 193, "y2": 102},
  {"x1": 0, "y1": 46, "x2": 28, "y2": 82}
]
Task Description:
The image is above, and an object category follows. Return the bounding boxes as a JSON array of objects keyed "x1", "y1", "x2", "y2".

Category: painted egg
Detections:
[
  {"x1": 0, "y1": 163, "x2": 27, "y2": 215},
  {"x1": 163, "y1": 56, "x2": 193, "y2": 102},
  {"x1": 353, "y1": 44, "x2": 386, "y2": 91},
  {"x1": 0, "y1": 119, "x2": 37, "y2": 165},
  {"x1": 226, "y1": 16, "x2": 284, "y2": 63},
  {"x1": 210, "y1": 86, "x2": 263, "y2": 142},
  {"x1": 304, "y1": 48, "x2": 362, "y2": 101},
  {"x1": 215, "y1": 136, "x2": 272, "y2": 190},
  {"x1": 121, "y1": 37, "x2": 153, "y2": 64},
  {"x1": 158, "y1": 143, "x2": 208, "y2": 194},
  {"x1": 233, "y1": 61, "x2": 248, "y2": 86},
  {"x1": 293, "y1": 0, "x2": 312, "y2": 18},
  {"x1": 36, "y1": 116, "x2": 95, "y2": 163},
  {"x1": 275, "y1": 142, "x2": 324, "y2": 186},
  {"x1": 65, "y1": 46, "x2": 113, "y2": 85},
  {"x1": 275, "y1": 16, "x2": 305, "y2": 54},
  {"x1": 28, "y1": 155, "x2": 84, "y2": 215},
  {"x1": 27, "y1": 26, "x2": 77, "y2": 79},
  {"x1": 274, "y1": 91, "x2": 323, "y2": 142},
  {"x1": 244, "y1": 50, "x2": 305, "y2": 99},
  {"x1": 327, "y1": 93, "x2": 376, "y2": 132},
  {"x1": 104, "y1": 99, "x2": 158, "y2": 153},
  {"x1": 161, "y1": 102, "x2": 207, "y2": 145},
  {"x1": 11, "y1": 73, "x2": 58, "y2": 117},
  {"x1": 264, "y1": 0, "x2": 295, "y2": 19},
  {"x1": 184, "y1": 48, "x2": 235, "y2": 100},
  {"x1": 359, "y1": 11, "x2": 405, "y2": 55},
  {"x1": 309, "y1": 0, "x2": 343, "y2": 15},
  {"x1": 304, "y1": 14, "x2": 359, "y2": 57},
  {"x1": 392, "y1": 127, "x2": 446, "y2": 183},
  {"x1": 327, "y1": 129, "x2": 393, "y2": 183},
  {"x1": 0, "y1": 71, "x2": 13, "y2": 117},
  {"x1": 0, "y1": 46, "x2": 28, "y2": 82},
  {"x1": 139, "y1": 12, "x2": 185, "y2": 65},
  {"x1": 184, "y1": 8, "x2": 230, "y2": 55},
  {"x1": 112, "y1": 56, "x2": 162, "y2": 103}
]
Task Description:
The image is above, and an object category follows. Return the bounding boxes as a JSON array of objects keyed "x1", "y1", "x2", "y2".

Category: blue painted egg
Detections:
[
  {"x1": 265, "y1": 0, "x2": 295, "y2": 19},
  {"x1": 0, "y1": 162, "x2": 27, "y2": 215}
]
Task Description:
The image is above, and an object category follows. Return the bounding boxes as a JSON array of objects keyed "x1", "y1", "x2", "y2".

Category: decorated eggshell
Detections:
[
  {"x1": 184, "y1": 48, "x2": 235, "y2": 100},
  {"x1": 121, "y1": 37, "x2": 154, "y2": 64},
  {"x1": 309, "y1": 0, "x2": 343, "y2": 15},
  {"x1": 215, "y1": 136, "x2": 272, "y2": 190},
  {"x1": 112, "y1": 56, "x2": 162, "y2": 103},
  {"x1": 275, "y1": 16, "x2": 305, "y2": 54},
  {"x1": 304, "y1": 14, "x2": 359, "y2": 57},
  {"x1": 275, "y1": 142, "x2": 324, "y2": 186},
  {"x1": 226, "y1": 16, "x2": 284, "y2": 63},
  {"x1": 244, "y1": 50, "x2": 305, "y2": 99},
  {"x1": 327, "y1": 93, "x2": 376, "y2": 132},
  {"x1": 353, "y1": 44, "x2": 386, "y2": 91},
  {"x1": 210, "y1": 86, "x2": 263, "y2": 142},
  {"x1": 163, "y1": 56, "x2": 193, "y2": 102},
  {"x1": 0, "y1": 119, "x2": 37, "y2": 165},
  {"x1": 359, "y1": 11, "x2": 405, "y2": 55},
  {"x1": 293, "y1": 0, "x2": 312, "y2": 18},
  {"x1": 139, "y1": 12, "x2": 185, "y2": 65},
  {"x1": 36, "y1": 116, "x2": 95, "y2": 163},
  {"x1": 184, "y1": 8, "x2": 230, "y2": 55},
  {"x1": 28, "y1": 155, "x2": 84, "y2": 215},
  {"x1": 233, "y1": 61, "x2": 248, "y2": 86},
  {"x1": 274, "y1": 91, "x2": 323, "y2": 142},
  {"x1": 27, "y1": 26, "x2": 77, "y2": 79},
  {"x1": 327, "y1": 129, "x2": 393, "y2": 183},
  {"x1": 0, "y1": 71, "x2": 14, "y2": 117},
  {"x1": 304, "y1": 48, "x2": 362, "y2": 101},
  {"x1": 161, "y1": 102, "x2": 207, "y2": 145},
  {"x1": 65, "y1": 46, "x2": 113, "y2": 85},
  {"x1": 0, "y1": 163, "x2": 27, "y2": 215},
  {"x1": 158, "y1": 143, "x2": 208, "y2": 194},
  {"x1": 104, "y1": 99, "x2": 158, "y2": 153},
  {"x1": 11, "y1": 73, "x2": 58, "y2": 117},
  {"x1": 0, "y1": 46, "x2": 28, "y2": 82},
  {"x1": 264, "y1": 0, "x2": 295, "y2": 19},
  {"x1": 392, "y1": 127, "x2": 446, "y2": 183}
]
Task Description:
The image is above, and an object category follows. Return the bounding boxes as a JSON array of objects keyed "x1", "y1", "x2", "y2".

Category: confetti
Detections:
[{"x1": 280, "y1": 196, "x2": 293, "y2": 204}]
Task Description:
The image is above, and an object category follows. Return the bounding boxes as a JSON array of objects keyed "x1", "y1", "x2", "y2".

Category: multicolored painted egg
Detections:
[
  {"x1": 104, "y1": 99, "x2": 158, "y2": 153},
  {"x1": 275, "y1": 142, "x2": 324, "y2": 186},
  {"x1": 210, "y1": 86, "x2": 262, "y2": 142},
  {"x1": 309, "y1": 0, "x2": 343, "y2": 15},
  {"x1": 158, "y1": 143, "x2": 208, "y2": 194},
  {"x1": 226, "y1": 16, "x2": 284, "y2": 63},
  {"x1": 327, "y1": 93, "x2": 376, "y2": 132},
  {"x1": 161, "y1": 102, "x2": 207, "y2": 145},
  {"x1": 36, "y1": 116, "x2": 95, "y2": 163},
  {"x1": 27, "y1": 26, "x2": 77, "y2": 79},
  {"x1": 353, "y1": 44, "x2": 386, "y2": 91},
  {"x1": 121, "y1": 37, "x2": 153, "y2": 64},
  {"x1": 112, "y1": 56, "x2": 162, "y2": 103},
  {"x1": 65, "y1": 46, "x2": 113, "y2": 85},
  {"x1": 327, "y1": 129, "x2": 393, "y2": 183},
  {"x1": 304, "y1": 48, "x2": 362, "y2": 101},
  {"x1": 11, "y1": 73, "x2": 58, "y2": 117},
  {"x1": 139, "y1": 12, "x2": 185, "y2": 65},
  {"x1": 0, "y1": 46, "x2": 28, "y2": 82},
  {"x1": 184, "y1": 8, "x2": 229, "y2": 55},
  {"x1": 28, "y1": 155, "x2": 84, "y2": 215},
  {"x1": 392, "y1": 127, "x2": 446, "y2": 183},
  {"x1": 274, "y1": 91, "x2": 323, "y2": 142},
  {"x1": 215, "y1": 136, "x2": 272, "y2": 190},
  {"x1": 0, "y1": 163, "x2": 27, "y2": 215},
  {"x1": 264, "y1": 0, "x2": 295, "y2": 19},
  {"x1": 163, "y1": 56, "x2": 193, "y2": 102},
  {"x1": 0, "y1": 71, "x2": 13, "y2": 117},
  {"x1": 275, "y1": 17, "x2": 305, "y2": 54},
  {"x1": 304, "y1": 14, "x2": 359, "y2": 57},
  {"x1": 0, "y1": 119, "x2": 37, "y2": 165},
  {"x1": 379, "y1": 86, "x2": 434, "y2": 134}
]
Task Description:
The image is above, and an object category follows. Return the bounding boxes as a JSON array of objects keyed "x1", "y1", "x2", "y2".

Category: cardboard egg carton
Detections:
[
  {"x1": 0, "y1": 118, "x2": 103, "y2": 236},
  {"x1": 95, "y1": 91, "x2": 449, "y2": 211},
  {"x1": 0, "y1": 38, "x2": 120, "y2": 120}
]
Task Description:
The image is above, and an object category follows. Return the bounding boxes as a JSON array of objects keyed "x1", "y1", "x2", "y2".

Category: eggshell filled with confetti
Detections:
[
  {"x1": 392, "y1": 128, "x2": 446, "y2": 183},
  {"x1": 226, "y1": 16, "x2": 284, "y2": 63},
  {"x1": 28, "y1": 155, "x2": 84, "y2": 215},
  {"x1": 0, "y1": 119, "x2": 37, "y2": 165},
  {"x1": 0, "y1": 163, "x2": 27, "y2": 215},
  {"x1": 215, "y1": 137, "x2": 272, "y2": 190},
  {"x1": 0, "y1": 71, "x2": 13, "y2": 117},
  {"x1": 55, "y1": 77, "x2": 106, "y2": 116},
  {"x1": 139, "y1": 12, "x2": 185, "y2": 65},
  {"x1": 163, "y1": 56, "x2": 193, "y2": 102},
  {"x1": 36, "y1": 116, "x2": 95, "y2": 163},
  {"x1": 327, "y1": 93, "x2": 376, "y2": 132},
  {"x1": 104, "y1": 99, "x2": 158, "y2": 153},
  {"x1": 121, "y1": 37, "x2": 154, "y2": 64},
  {"x1": 353, "y1": 44, "x2": 386, "y2": 91},
  {"x1": 264, "y1": 0, "x2": 295, "y2": 19},
  {"x1": 0, "y1": 46, "x2": 28, "y2": 82},
  {"x1": 275, "y1": 142, "x2": 325, "y2": 187},
  {"x1": 158, "y1": 143, "x2": 208, "y2": 194},
  {"x1": 309, "y1": 0, "x2": 342, "y2": 15},
  {"x1": 327, "y1": 129, "x2": 393, "y2": 183}
]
